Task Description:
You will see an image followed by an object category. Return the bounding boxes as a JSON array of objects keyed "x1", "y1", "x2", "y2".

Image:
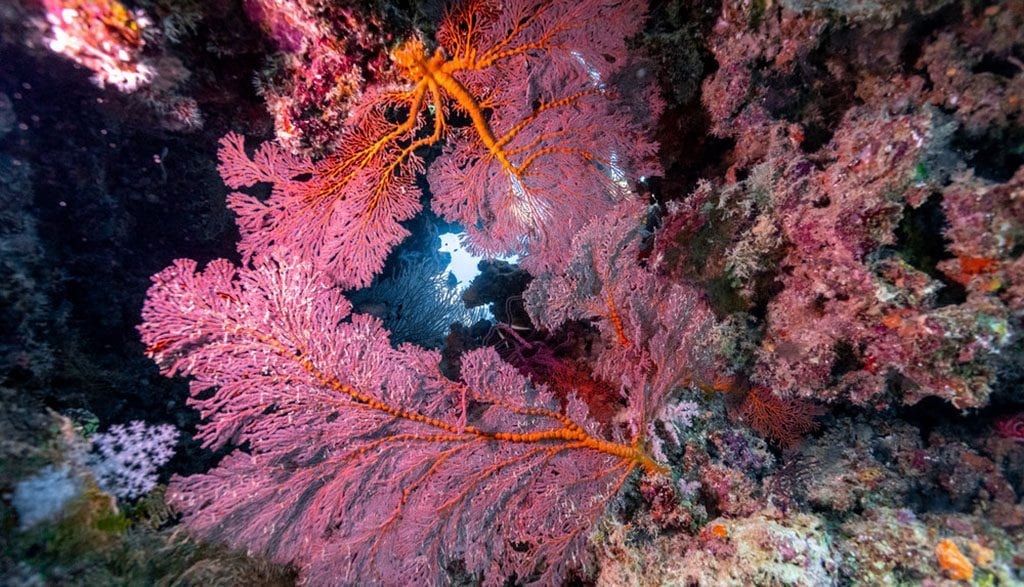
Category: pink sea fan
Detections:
[
  {"x1": 219, "y1": 127, "x2": 422, "y2": 289},
  {"x1": 139, "y1": 253, "x2": 663, "y2": 585},
  {"x1": 427, "y1": 0, "x2": 661, "y2": 274},
  {"x1": 523, "y1": 198, "x2": 651, "y2": 339},
  {"x1": 524, "y1": 199, "x2": 719, "y2": 428},
  {"x1": 221, "y1": 0, "x2": 660, "y2": 289}
]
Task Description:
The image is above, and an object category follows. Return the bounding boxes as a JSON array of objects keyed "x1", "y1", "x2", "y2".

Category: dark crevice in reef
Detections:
[
  {"x1": 648, "y1": 0, "x2": 731, "y2": 201},
  {"x1": 746, "y1": 270, "x2": 787, "y2": 322},
  {"x1": 891, "y1": 195, "x2": 967, "y2": 307},
  {"x1": 761, "y1": 28, "x2": 859, "y2": 155},
  {"x1": 828, "y1": 340, "x2": 866, "y2": 385},
  {"x1": 897, "y1": 395, "x2": 984, "y2": 444},
  {"x1": 972, "y1": 53, "x2": 1023, "y2": 78},
  {"x1": 656, "y1": 101, "x2": 737, "y2": 205},
  {"x1": 952, "y1": 125, "x2": 1024, "y2": 183},
  {"x1": 898, "y1": 3, "x2": 963, "y2": 75}
]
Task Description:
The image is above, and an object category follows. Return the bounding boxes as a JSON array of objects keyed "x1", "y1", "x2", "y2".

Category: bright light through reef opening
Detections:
[{"x1": 438, "y1": 232, "x2": 519, "y2": 289}]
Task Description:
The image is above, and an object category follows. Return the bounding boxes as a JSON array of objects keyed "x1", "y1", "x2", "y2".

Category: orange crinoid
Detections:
[{"x1": 219, "y1": 0, "x2": 660, "y2": 289}]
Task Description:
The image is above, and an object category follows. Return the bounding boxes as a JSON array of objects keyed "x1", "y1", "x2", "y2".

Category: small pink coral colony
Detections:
[
  {"x1": 140, "y1": 0, "x2": 706, "y2": 584},
  {"x1": 996, "y1": 413, "x2": 1024, "y2": 441},
  {"x1": 40, "y1": 0, "x2": 202, "y2": 131},
  {"x1": 43, "y1": 0, "x2": 154, "y2": 92}
]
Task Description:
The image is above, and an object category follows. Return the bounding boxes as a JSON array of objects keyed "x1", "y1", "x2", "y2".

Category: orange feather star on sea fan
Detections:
[{"x1": 219, "y1": 0, "x2": 661, "y2": 289}]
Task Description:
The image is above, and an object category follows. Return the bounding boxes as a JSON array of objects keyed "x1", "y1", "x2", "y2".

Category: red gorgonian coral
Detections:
[
  {"x1": 220, "y1": 0, "x2": 659, "y2": 289},
  {"x1": 735, "y1": 386, "x2": 823, "y2": 448}
]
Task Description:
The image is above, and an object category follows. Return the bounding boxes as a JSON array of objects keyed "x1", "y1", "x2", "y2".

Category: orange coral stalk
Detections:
[
  {"x1": 606, "y1": 290, "x2": 632, "y2": 347},
  {"x1": 312, "y1": 343, "x2": 661, "y2": 473}
]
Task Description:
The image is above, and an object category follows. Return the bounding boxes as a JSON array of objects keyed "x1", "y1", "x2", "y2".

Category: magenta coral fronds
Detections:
[
  {"x1": 220, "y1": 0, "x2": 659, "y2": 288},
  {"x1": 140, "y1": 253, "x2": 665, "y2": 585},
  {"x1": 995, "y1": 413, "x2": 1024, "y2": 441}
]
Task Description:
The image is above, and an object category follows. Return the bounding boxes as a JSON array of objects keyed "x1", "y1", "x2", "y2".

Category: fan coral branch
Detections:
[
  {"x1": 221, "y1": 0, "x2": 659, "y2": 288},
  {"x1": 524, "y1": 199, "x2": 719, "y2": 435},
  {"x1": 736, "y1": 387, "x2": 823, "y2": 448},
  {"x1": 140, "y1": 253, "x2": 663, "y2": 585}
]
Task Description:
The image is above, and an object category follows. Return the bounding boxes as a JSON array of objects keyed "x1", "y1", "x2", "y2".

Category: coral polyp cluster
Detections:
[{"x1": 43, "y1": 0, "x2": 154, "y2": 92}]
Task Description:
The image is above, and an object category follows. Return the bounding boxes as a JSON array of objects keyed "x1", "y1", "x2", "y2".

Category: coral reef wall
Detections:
[{"x1": 1, "y1": 0, "x2": 1022, "y2": 585}]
